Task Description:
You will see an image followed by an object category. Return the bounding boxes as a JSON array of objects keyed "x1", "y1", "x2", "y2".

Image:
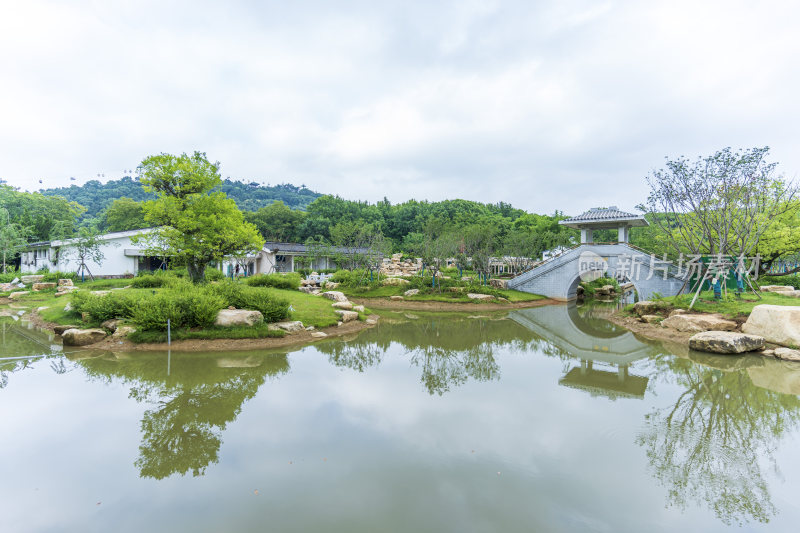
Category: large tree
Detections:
[
  {"x1": 639, "y1": 147, "x2": 797, "y2": 260},
  {"x1": 136, "y1": 152, "x2": 264, "y2": 283}
]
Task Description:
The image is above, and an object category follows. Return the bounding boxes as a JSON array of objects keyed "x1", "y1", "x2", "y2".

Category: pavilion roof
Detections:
[{"x1": 559, "y1": 206, "x2": 648, "y2": 229}]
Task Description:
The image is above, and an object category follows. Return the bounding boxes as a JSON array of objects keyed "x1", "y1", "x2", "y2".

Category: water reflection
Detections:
[
  {"x1": 0, "y1": 318, "x2": 62, "y2": 388},
  {"x1": 316, "y1": 315, "x2": 536, "y2": 395},
  {"x1": 75, "y1": 351, "x2": 289, "y2": 479},
  {"x1": 4, "y1": 305, "x2": 800, "y2": 528},
  {"x1": 639, "y1": 352, "x2": 800, "y2": 525},
  {"x1": 508, "y1": 304, "x2": 654, "y2": 400}
]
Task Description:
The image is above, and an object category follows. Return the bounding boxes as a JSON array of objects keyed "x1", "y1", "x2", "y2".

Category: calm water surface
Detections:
[{"x1": 2, "y1": 304, "x2": 800, "y2": 532}]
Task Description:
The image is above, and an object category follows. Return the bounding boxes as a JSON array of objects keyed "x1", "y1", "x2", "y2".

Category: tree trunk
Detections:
[{"x1": 187, "y1": 262, "x2": 206, "y2": 283}]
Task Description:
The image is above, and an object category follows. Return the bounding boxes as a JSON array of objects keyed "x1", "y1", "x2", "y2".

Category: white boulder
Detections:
[
  {"x1": 742, "y1": 305, "x2": 800, "y2": 347},
  {"x1": 214, "y1": 309, "x2": 264, "y2": 327}
]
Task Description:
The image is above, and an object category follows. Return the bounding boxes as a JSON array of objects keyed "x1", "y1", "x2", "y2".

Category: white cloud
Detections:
[{"x1": 1, "y1": 0, "x2": 798, "y2": 213}]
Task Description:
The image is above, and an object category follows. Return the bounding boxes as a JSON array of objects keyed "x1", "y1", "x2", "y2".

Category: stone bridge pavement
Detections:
[{"x1": 507, "y1": 243, "x2": 687, "y2": 301}]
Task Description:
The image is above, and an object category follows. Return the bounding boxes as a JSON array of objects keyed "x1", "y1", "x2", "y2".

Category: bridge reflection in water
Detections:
[{"x1": 507, "y1": 304, "x2": 652, "y2": 399}]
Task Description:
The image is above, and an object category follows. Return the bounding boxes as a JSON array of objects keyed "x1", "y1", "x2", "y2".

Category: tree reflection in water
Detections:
[
  {"x1": 317, "y1": 314, "x2": 542, "y2": 395},
  {"x1": 638, "y1": 353, "x2": 800, "y2": 525},
  {"x1": 77, "y1": 352, "x2": 289, "y2": 480}
]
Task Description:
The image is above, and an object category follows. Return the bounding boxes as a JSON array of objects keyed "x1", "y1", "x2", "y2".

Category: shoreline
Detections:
[
  {"x1": 27, "y1": 308, "x2": 378, "y2": 353},
  {"x1": 18, "y1": 296, "x2": 558, "y2": 353},
  {"x1": 606, "y1": 309, "x2": 696, "y2": 347},
  {"x1": 349, "y1": 297, "x2": 557, "y2": 311}
]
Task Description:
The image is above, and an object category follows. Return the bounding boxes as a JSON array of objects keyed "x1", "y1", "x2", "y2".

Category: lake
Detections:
[{"x1": 2, "y1": 304, "x2": 800, "y2": 532}]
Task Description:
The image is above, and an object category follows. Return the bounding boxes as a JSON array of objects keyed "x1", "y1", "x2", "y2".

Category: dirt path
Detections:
[{"x1": 349, "y1": 297, "x2": 557, "y2": 312}]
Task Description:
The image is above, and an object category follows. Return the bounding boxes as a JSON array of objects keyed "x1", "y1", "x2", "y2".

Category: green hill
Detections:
[{"x1": 40, "y1": 176, "x2": 322, "y2": 217}]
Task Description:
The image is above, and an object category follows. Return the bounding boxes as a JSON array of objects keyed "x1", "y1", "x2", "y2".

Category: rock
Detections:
[
  {"x1": 366, "y1": 316, "x2": 379, "y2": 325},
  {"x1": 331, "y1": 301, "x2": 354, "y2": 310},
  {"x1": 761, "y1": 349, "x2": 776, "y2": 357},
  {"x1": 497, "y1": 297, "x2": 510, "y2": 303},
  {"x1": 58, "y1": 279, "x2": 74, "y2": 287},
  {"x1": 311, "y1": 331, "x2": 328, "y2": 338},
  {"x1": 112, "y1": 326, "x2": 136, "y2": 339},
  {"x1": 662, "y1": 313, "x2": 737, "y2": 333},
  {"x1": 269, "y1": 320, "x2": 305, "y2": 333},
  {"x1": 382, "y1": 277, "x2": 410, "y2": 286},
  {"x1": 640, "y1": 314, "x2": 661, "y2": 324},
  {"x1": 390, "y1": 295, "x2": 404, "y2": 301},
  {"x1": 101, "y1": 319, "x2": 121, "y2": 332},
  {"x1": 404, "y1": 289, "x2": 420, "y2": 297},
  {"x1": 335, "y1": 310, "x2": 358, "y2": 322},
  {"x1": 8, "y1": 291, "x2": 29, "y2": 300},
  {"x1": 353, "y1": 305, "x2": 365, "y2": 313},
  {"x1": 324, "y1": 282, "x2": 340, "y2": 289},
  {"x1": 322, "y1": 291, "x2": 348, "y2": 302},
  {"x1": 668, "y1": 309, "x2": 688, "y2": 317},
  {"x1": 601, "y1": 284, "x2": 616, "y2": 293},
  {"x1": 742, "y1": 305, "x2": 800, "y2": 347},
  {"x1": 214, "y1": 309, "x2": 264, "y2": 327},
  {"x1": 467, "y1": 293, "x2": 495, "y2": 301},
  {"x1": 489, "y1": 278, "x2": 508, "y2": 289},
  {"x1": 391, "y1": 253, "x2": 403, "y2": 261},
  {"x1": 305, "y1": 326, "x2": 315, "y2": 331},
  {"x1": 774, "y1": 347, "x2": 800, "y2": 362},
  {"x1": 62, "y1": 328, "x2": 107, "y2": 346},
  {"x1": 759, "y1": 285, "x2": 795, "y2": 292},
  {"x1": 688, "y1": 331, "x2": 765, "y2": 354},
  {"x1": 53, "y1": 324, "x2": 79, "y2": 335},
  {"x1": 633, "y1": 301, "x2": 662, "y2": 316},
  {"x1": 404, "y1": 313, "x2": 419, "y2": 320},
  {"x1": 20, "y1": 275, "x2": 44, "y2": 284},
  {"x1": 32, "y1": 282, "x2": 56, "y2": 291},
  {"x1": 299, "y1": 286, "x2": 316, "y2": 294}
]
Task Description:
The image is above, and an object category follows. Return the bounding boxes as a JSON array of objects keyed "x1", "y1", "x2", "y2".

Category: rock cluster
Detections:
[
  {"x1": 380, "y1": 253, "x2": 422, "y2": 277},
  {"x1": 62, "y1": 328, "x2": 107, "y2": 346}
]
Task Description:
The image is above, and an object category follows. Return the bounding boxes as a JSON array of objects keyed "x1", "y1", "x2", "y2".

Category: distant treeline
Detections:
[
  {"x1": 39, "y1": 176, "x2": 322, "y2": 218},
  {"x1": 5, "y1": 176, "x2": 580, "y2": 257}
]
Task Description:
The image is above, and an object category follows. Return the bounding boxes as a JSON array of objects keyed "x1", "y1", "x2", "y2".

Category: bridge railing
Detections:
[{"x1": 509, "y1": 242, "x2": 687, "y2": 281}]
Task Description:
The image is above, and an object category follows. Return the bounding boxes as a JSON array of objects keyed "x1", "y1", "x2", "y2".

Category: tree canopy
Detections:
[{"x1": 136, "y1": 152, "x2": 265, "y2": 282}]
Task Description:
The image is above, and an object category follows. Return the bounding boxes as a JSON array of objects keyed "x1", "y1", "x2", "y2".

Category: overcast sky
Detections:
[{"x1": 1, "y1": 0, "x2": 798, "y2": 214}]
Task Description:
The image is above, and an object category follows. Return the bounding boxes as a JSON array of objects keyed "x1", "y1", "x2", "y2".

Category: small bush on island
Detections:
[
  {"x1": 206, "y1": 281, "x2": 290, "y2": 323},
  {"x1": 131, "y1": 291, "x2": 224, "y2": 330},
  {"x1": 69, "y1": 280, "x2": 288, "y2": 331},
  {"x1": 71, "y1": 291, "x2": 142, "y2": 323},
  {"x1": 245, "y1": 272, "x2": 301, "y2": 290}
]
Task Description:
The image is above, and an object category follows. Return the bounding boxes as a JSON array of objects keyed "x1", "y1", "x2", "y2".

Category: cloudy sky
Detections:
[{"x1": 1, "y1": 0, "x2": 798, "y2": 214}]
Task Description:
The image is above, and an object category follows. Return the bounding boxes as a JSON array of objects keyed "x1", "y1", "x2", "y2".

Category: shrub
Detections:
[
  {"x1": 71, "y1": 291, "x2": 142, "y2": 322},
  {"x1": 41, "y1": 271, "x2": 77, "y2": 282},
  {"x1": 130, "y1": 290, "x2": 226, "y2": 330},
  {"x1": 206, "y1": 281, "x2": 290, "y2": 322},
  {"x1": 245, "y1": 272, "x2": 302, "y2": 290},
  {"x1": 131, "y1": 271, "x2": 192, "y2": 290},
  {"x1": 205, "y1": 268, "x2": 225, "y2": 282},
  {"x1": 132, "y1": 294, "x2": 184, "y2": 331}
]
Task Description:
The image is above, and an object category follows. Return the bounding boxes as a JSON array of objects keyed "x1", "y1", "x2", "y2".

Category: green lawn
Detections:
[
  {"x1": 339, "y1": 284, "x2": 544, "y2": 303},
  {"x1": 665, "y1": 290, "x2": 800, "y2": 318},
  {"x1": 7, "y1": 283, "x2": 359, "y2": 334},
  {"x1": 263, "y1": 287, "x2": 349, "y2": 328}
]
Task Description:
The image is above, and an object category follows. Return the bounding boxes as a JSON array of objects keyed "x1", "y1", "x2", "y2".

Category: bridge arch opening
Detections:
[{"x1": 566, "y1": 272, "x2": 642, "y2": 303}]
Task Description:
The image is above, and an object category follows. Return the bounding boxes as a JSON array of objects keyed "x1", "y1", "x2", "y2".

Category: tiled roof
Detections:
[{"x1": 561, "y1": 206, "x2": 641, "y2": 223}]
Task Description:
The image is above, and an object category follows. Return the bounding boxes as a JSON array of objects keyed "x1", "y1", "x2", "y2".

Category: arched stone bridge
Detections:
[{"x1": 507, "y1": 243, "x2": 686, "y2": 301}]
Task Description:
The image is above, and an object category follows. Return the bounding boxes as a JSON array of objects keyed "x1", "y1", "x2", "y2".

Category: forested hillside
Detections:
[{"x1": 40, "y1": 177, "x2": 321, "y2": 217}]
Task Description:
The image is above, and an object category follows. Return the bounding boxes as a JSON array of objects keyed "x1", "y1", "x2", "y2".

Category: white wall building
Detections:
[{"x1": 20, "y1": 228, "x2": 163, "y2": 278}]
